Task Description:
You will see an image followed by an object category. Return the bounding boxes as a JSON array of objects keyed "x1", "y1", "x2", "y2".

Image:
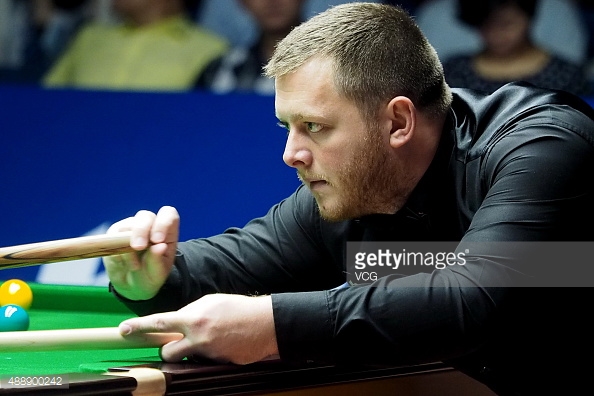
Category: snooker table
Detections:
[{"x1": 0, "y1": 283, "x2": 496, "y2": 395}]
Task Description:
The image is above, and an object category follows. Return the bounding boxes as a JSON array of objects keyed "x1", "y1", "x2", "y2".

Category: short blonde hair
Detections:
[{"x1": 264, "y1": 2, "x2": 452, "y2": 123}]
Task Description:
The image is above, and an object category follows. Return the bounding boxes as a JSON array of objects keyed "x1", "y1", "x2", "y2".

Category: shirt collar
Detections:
[{"x1": 355, "y1": 121, "x2": 455, "y2": 229}]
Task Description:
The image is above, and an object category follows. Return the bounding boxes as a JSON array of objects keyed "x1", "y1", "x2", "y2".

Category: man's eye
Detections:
[
  {"x1": 305, "y1": 122, "x2": 323, "y2": 133},
  {"x1": 277, "y1": 121, "x2": 289, "y2": 131}
]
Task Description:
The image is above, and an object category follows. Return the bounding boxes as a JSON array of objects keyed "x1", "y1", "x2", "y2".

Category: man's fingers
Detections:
[
  {"x1": 148, "y1": 242, "x2": 169, "y2": 257},
  {"x1": 159, "y1": 338, "x2": 229, "y2": 364},
  {"x1": 130, "y1": 210, "x2": 157, "y2": 249},
  {"x1": 108, "y1": 250, "x2": 142, "y2": 272},
  {"x1": 106, "y1": 217, "x2": 134, "y2": 234},
  {"x1": 151, "y1": 206, "x2": 180, "y2": 245},
  {"x1": 159, "y1": 338, "x2": 194, "y2": 362},
  {"x1": 119, "y1": 312, "x2": 181, "y2": 336},
  {"x1": 120, "y1": 313, "x2": 195, "y2": 362},
  {"x1": 106, "y1": 206, "x2": 178, "y2": 251}
]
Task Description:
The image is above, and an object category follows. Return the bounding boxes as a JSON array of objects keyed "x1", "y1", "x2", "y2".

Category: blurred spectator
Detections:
[
  {"x1": 577, "y1": 0, "x2": 594, "y2": 89},
  {"x1": 416, "y1": 0, "x2": 588, "y2": 65},
  {"x1": 196, "y1": 0, "x2": 257, "y2": 47},
  {"x1": 442, "y1": 0, "x2": 592, "y2": 96},
  {"x1": 196, "y1": 0, "x2": 305, "y2": 95},
  {"x1": 43, "y1": 0, "x2": 228, "y2": 91},
  {"x1": 0, "y1": 1, "x2": 30, "y2": 71},
  {"x1": 0, "y1": 0, "x2": 91, "y2": 84},
  {"x1": 196, "y1": 0, "x2": 381, "y2": 48},
  {"x1": 33, "y1": 0, "x2": 90, "y2": 63}
]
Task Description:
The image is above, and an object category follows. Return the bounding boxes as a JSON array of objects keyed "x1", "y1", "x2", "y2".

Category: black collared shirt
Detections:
[{"x1": 115, "y1": 82, "x2": 594, "y2": 394}]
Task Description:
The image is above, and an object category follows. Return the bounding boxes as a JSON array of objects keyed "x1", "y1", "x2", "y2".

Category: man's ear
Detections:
[{"x1": 384, "y1": 96, "x2": 416, "y2": 149}]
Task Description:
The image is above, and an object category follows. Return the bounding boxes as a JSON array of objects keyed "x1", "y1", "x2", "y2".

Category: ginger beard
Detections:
[{"x1": 300, "y1": 122, "x2": 414, "y2": 222}]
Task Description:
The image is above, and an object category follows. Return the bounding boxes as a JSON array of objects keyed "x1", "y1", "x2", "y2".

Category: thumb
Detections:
[{"x1": 159, "y1": 337, "x2": 195, "y2": 362}]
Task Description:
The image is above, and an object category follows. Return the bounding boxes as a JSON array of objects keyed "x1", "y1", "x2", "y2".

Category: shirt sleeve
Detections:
[{"x1": 112, "y1": 184, "x2": 346, "y2": 315}]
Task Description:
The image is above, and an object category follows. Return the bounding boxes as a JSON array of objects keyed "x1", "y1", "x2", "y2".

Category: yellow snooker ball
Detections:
[{"x1": 0, "y1": 279, "x2": 33, "y2": 310}]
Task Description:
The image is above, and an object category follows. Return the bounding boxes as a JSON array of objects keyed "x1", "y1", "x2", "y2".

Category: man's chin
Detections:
[
  {"x1": 316, "y1": 196, "x2": 400, "y2": 221},
  {"x1": 315, "y1": 199, "x2": 358, "y2": 222},
  {"x1": 318, "y1": 210, "x2": 349, "y2": 223}
]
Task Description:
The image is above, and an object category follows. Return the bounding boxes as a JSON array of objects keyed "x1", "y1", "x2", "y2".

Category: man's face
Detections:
[{"x1": 275, "y1": 57, "x2": 409, "y2": 221}]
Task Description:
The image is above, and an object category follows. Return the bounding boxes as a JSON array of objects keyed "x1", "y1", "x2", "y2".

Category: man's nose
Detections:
[{"x1": 283, "y1": 130, "x2": 312, "y2": 168}]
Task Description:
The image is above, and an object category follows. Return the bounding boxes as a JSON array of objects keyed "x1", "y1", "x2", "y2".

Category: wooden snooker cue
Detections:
[
  {"x1": 0, "y1": 327, "x2": 183, "y2": 352},
  {"x1": 0, "y1": 232, "x2": 137, "y2": 269}
]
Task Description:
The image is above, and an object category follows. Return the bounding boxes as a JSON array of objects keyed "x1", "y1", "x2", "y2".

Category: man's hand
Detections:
[
  {"x1": 118, "y1": 294, "x2": 279, "y2": 365},
  {"x1": 103, "y1": 206, "x2": 180, "y2": 301}
]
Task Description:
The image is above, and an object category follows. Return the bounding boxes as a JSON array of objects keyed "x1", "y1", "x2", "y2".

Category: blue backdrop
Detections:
[
  {"x1": 0, "y1": 85, "x2": 299, "y2": 284},
  {"x1": 1, "y1": 85, "x2": 592, "y2": 285}
]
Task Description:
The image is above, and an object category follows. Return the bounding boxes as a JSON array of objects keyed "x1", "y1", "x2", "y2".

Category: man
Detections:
[{"x1": 104, "y1": 3, "x2": 594, "y2": 395}]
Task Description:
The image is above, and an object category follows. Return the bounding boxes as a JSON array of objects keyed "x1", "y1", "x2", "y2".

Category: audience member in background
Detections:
[
  {"x1": 195, "y1": 0, "x2": 381, "y2": 50},
  {"x1": 416, "y1": 0, "x2": 588, "y2": 66},
  {"x1": 42, "y1": 0, "x2": 228, "y2": 91},
  {"x1": 576, "y1": 0, "x2": 594, "y2": 87},
  {"x1": 442, "y1": 0, "x2": 592, "y2": 96},
  {"x1": 196, "y1": 0, "x2": 304, "y2": 95},
  {"x1": 0, "y1": 0, "x2": 91, "y2": 84},
  {"x1": 196, "y1": 0, "x2": 259, "y2": 48}
]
